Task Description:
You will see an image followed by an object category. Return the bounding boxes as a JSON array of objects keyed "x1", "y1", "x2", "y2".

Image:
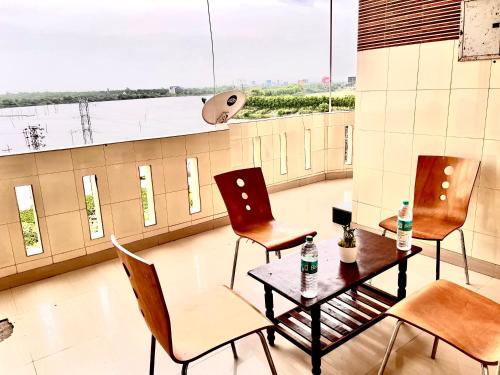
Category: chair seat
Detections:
[
  {"x1": 236, "y1": 220, "x2": 317, "y2": 251},
  {"x1": 387, "y1": 280, "x2": 500, "y2": 365},
  {"x1": 170, "y1": 286, "x2": 271, "y2": 361},
  {"x1": 379, "y1": 215, "x2": 461, "y2": 240}
]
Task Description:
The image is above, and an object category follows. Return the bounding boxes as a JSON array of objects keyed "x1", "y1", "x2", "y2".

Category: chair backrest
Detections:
[
  {"x1": 214, "y1": 167, "x2": 274, "y2": 232},
  {"x1": 413, "y1": 155, "x2": 480, "y2": 225},
  {"x1": 111, "y1": 235, "x2": 174, "y2": 359}
]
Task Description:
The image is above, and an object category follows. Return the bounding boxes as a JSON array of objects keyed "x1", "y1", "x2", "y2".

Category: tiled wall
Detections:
[
  {"x1": 0, "y1": 112, "x2": 353, "y2": 280},
  {"x1": 352, "y1": 39, "x2": 500, "y2": 266}
]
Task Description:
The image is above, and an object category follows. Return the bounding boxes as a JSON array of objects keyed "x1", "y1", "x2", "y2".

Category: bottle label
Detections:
[
  {"x1": 397, "y1": 219, "x2": 412, "y2": 231},
  {"x1": 301, "y1": 260, "x2": 318, "y2": 274}
]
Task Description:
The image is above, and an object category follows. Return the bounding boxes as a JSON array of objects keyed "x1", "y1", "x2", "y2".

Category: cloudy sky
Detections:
[{"x1": 0, "y1": 0, "x2": 358, "y2": 93}]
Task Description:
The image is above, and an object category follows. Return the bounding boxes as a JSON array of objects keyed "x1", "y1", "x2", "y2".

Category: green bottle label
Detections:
[
  {"x1": 397, "y1": 219, "x2": 413, "y2": 231},
  {"x1": 301, "y1": 259, "x2": 318, "y2": 274}
]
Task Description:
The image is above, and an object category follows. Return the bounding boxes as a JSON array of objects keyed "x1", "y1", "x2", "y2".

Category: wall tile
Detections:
[
  {"x1": 133, "y1": 139, "x2": 162, "y2": 161},
  {"x1": 451, "y1": 41, "x2": 491, "y2": 89},
  {"x1": 441, "y1": 228, "x2": 473, "y2": 255},
  {"x1": 326, "y1": 148, "x2": 344, "y2": 171},
  {"x1": 385, "y1": 91, "x2": 416, "y2": 133},
  {"x1": 0, "y1": 154, "x2": 37, "y2": 180},
  {"x1": 357, "y1": 48, "x2": 389, "y2": 91},
  {"x1": 192, "y1": 152, "x2": 211, "y2": 186},
  {"x1": 161, "y1": 136, "x2": 186, "y2": 157},
  {"x1": 111, "y1": 199, "x2": 143, "y2": 239},
  {"x1": 241, "y1": 122, "x2": 257, "y2": 138},
  {"x1": 260, "y1": 135, "x2": 273, "y2": 162},
  {"x1": 355, "y1": 91, "x2": 386, "y2": 132},
  {"x1": 71, "y1": 146, "x2": 105, "y2": 169},
  {"x1": 412, "y1": 134, "x2": 446, "y2": 170},
  {"x1": 382, "y1": 172, "x2": 411, "y2": 211},
  {"x1": 166, "y1": 190, "x2": 190, "y2": 225},
  {"x1": 490, "y1": 61, "x2": 500, "y2": 88},
  {"x1": 445, "y1": 137, "x2": 484, "y2": 161},
  {"x1": 143, "y1": 194, "x2": 168, "y2": 231},
  {"x1": 357, "y1": 168, "x2": 383, "y2": 206},
  {"x1": 447, "y1": 89, "x2": 488, "y2": 138},
  {"x1": 355, "y1": 130, "x2": 384, "y2": 170},
  {"x1": 485, "y1": 89, "x2": 500, "y2": 140},
  {"x1": 210, "y1": 149, "x2": 230, "y2": 183},
  {"x1": 0, "y1": 225, "x2": 14, "y2": 268},
  {"x1": 327, "y1": 126, "x2": 345, "y2": 149},
  {"x1": 0, "y1": 266, "x2": 16, "y2": 278},
  {"x1": 104, "y1": 142, "x2": 135, "y2": 165},
  {"x1": 311, "y1": 150, "x2": 325, "y2": 175},
  {"x1": 357, "y1": 203, "x2": 381, "y2": 229},
  {"x1": 229, "y1": 124, "x2": 242, "y2": 140},
  {"x1": 387, "y1": 44, "x2": 419, "y2": 90},
  {"x1": 261, "y1": 160, "x2": 274, "y2": 183},
  {"x1": 163, "y1": 156, "x2": 188, "y2": 193},
  {"x1": 46, "y1": 211, "x2": 84, "y2": 255},
  {"x1": 53, "y1": 248, "x2": 86, "y2": 263},
  {"x1": 472, "y1": 232, "x2": 498, "y2": 263},
  {"x1": 0, "y1": 176, "x2": 45, "y2": 224},
  {"x1": 149, "y1": 158, "x2": 166, "y2": 195},
  {"x1": 191, "y1": 185, "x2": 213, "y2": 221},
  {"x1": 257, "y1": 121, "x2": 273, "y2": 137},
  {"x1": 230, "y1": 139, "x2": 243, "y2": 168},
  {"x1": 311, "y1": 127, "x2": 325, "y2": 152},
  {"x1": 35, "y1": 150, "x2": 73, "y2": 174},
  {"x1": 74, "y1": 166, "x2": 110, "y2": 210},
  {"x1": 106, "y1": 163, "x2": 140, "y2": 203},
  {"x1": 208, "y1": 130, "x2": 230, "y2": 151},
  {"x1": 39, "y1": 171, "x2": 79, "y2": 216},
  {"x1": 211, "y1": 184, "x2": 226, "y2": 215},
  {"x1": 241, "y1": 138, "x2": 254, "y2": 167},
  {"x1": 8, "y1": 218, "x2": 51, "y2": 264},
  {"x1": 479, "y1": 140, "x2": 500, "y2": 189},
  {"x1": 414, "y1": 90, "x2": 449, "y2": 136},
  {"x1": 16, "y1": 257, "x2": 52, "y2": 273},
  {"x1": 186, "y1": 133, "x2": 210, "y2": 154},
  {"x1": 474, "y1": 188, "x2": 500, "y2": 237},
  {"x1": 417, "y1": 40, "x2": 454, "y2": 89},
  {"x1": 384, "y1": 133, "x2": 413, "y2": 174}
]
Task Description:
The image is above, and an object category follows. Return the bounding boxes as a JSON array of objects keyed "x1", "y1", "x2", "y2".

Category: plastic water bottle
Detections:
[
  {"x1": 397, "y1": 200, "x2": 413, "y2": 251},
  {"x1": 301, "y1": 235, "x2": 318, "y2": 298}
]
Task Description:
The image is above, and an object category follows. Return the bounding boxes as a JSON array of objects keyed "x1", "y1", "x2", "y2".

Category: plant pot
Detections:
[{"x1": 339, "y1": 245, "x2": 358, "y2": 263}]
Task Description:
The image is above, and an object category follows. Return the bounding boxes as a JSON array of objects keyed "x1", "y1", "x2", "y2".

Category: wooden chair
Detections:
[
  {"x1": 215, "y1": 167, "x2": 317, "y2": 288},
  {"x1": 378, "y1": 280, "x2": 500, "y2": 375},
  {"x1": 111, "y1": 235, "x2": 278, "y2": 375},
  {"x1": 379, "y1": 155, "x2": 480, "y2": 284}
]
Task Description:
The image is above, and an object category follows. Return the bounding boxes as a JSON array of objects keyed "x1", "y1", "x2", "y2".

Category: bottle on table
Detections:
[
  {"x1": 301, "y1": 235, "x2": 318, "y2": 298},
  {"x1": 397, "y1": 200, "x2": 413, "y2": 251}
]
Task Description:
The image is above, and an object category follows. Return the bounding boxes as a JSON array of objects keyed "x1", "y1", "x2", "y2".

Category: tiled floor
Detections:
[{"x1": 0, "y1": 179, "x2": 498, "y2": 375}]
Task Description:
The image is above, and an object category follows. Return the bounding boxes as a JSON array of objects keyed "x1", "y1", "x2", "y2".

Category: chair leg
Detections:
[
  {"x1": 496, "y1": 362, "x2": 499, "y2": 375},
  {"x1": 276, "y1": 250, "x2": 281, "y2": 259},
  {"x1": 257, "y1": 331, "x2": 277, "y2": 375},
  {"x1": 436, "y1": 240, "x2": 441, "y2": 280},
  {"x1": 482, "y1": 364, "x2": 489, "y2": 375},
  {"x1": 382, "y1": 229, "x2": 386, "y2": 237},
  {"x1": 181, "y1": 363, "x2": 189, "y2": 375},
  {"x1": 230, "y1": 342, "x2": 238, "y2": 359},
  {"x1": 149, "y1": 335, "x2": 156, "y2": 375},
  {"x1": 431, "y1": 337, "x2": 439, "y2": 359},
  {"x1": 378, "y1": 320, "x2": 404, "y2": 375},
  {"x1": 230, "y1": 237, "x2": 242, "y2": 289},
  {"x1": 458, "y1": 228, "x2": 470, "y2": 285},
  {"x1": 266, "y1": 251, "x2": 270, "y2": 264}
]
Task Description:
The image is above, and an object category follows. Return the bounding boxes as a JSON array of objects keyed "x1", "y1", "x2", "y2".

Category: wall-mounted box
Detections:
[{"x1": 459, "y1": 0, "x2": 500, "y2": 61}]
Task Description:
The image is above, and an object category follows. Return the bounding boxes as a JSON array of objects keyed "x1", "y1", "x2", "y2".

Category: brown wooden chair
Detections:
[
  {"x1": 378, "y1": 279, "x2": 500, "y2": 375},
  {"x1": 379, "y1": 155, "x2": 480, "y2": 284},
  {"x1": 215, "y1": 167, "x2": 317, "y2": 288},
  {"x1": 111, "y1": 235, "x2": 277, "y2": 375}
]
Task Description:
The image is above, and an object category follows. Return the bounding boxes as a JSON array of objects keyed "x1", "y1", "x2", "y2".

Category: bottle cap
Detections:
[
  {"x1": 306, "y1": 235, "x2": 314, "y2": 242},
  {"x1": 403, "y1": 200, "x2": 409, "y2": 205}
]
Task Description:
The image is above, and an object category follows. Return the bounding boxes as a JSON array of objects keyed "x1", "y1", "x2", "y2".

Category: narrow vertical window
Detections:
[
  {"x1": 304, "y1": 129, "x2": 312, "y2": 170},
  {"x1": 253, "y1": 136, "x2": 262, "y2": 168},
  {"x1": 186, "y1": 158, "x2": 201, "y2": 214},
  {"x1": 280, "y1": 133, "x2": 287, "y2": 175},
  {"x1": 15, "y1": 185, "x2": 43, "y2": 256},
  {"x1": 139, "y1": 166, "x2": 157, "y2": 226},
  {"x1": 83, "y1": 175, "x2": 104, "y2": 239},
  {"x1": 344, "y1": 125, "x2": 353, "y2": 165}
]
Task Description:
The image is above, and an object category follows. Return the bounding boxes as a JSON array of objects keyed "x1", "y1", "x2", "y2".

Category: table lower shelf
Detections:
[{"x1": 274, "y1": 283, "x2": 398, "y2": 355}]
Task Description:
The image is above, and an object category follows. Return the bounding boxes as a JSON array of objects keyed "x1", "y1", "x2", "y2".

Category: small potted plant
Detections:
[{"x1": 338, "y1": 224, "x2": 357, "y2": 263}]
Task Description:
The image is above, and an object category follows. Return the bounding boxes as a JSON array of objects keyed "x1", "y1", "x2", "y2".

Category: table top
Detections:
[{"x1": 248, "y1": 229, "x2": 422, "y2": 310}]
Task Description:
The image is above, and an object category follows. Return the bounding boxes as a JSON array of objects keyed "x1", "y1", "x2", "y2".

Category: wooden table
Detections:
[{"x1": 248, "y1": 229, "x2": 422, "y2": 374}]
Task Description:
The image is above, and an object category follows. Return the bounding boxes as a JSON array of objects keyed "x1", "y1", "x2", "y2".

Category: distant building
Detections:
[
  {"x1": 347, "y1": 76, "x2": 356, "y2": 86},
  {"x1": 169, "y1": 86, "x2": 181, "y2": 94},
  {"x1": 298, "y1": 79, "x2": 309, "y2": 86},
  {"x1": 265, "y1": 80, "x2": 273, "y2": 87}
]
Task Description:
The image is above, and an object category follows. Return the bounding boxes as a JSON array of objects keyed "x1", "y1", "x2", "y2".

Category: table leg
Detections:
[
  {"x1": 264, "y1": 285, "x2": 275, "y2": 346},
  {"x1": 397, "y1": 259, "x2": 407, "y2": 300},
  {"x1": 311, "y1": 305, "x2": 322, "y2": 375}
]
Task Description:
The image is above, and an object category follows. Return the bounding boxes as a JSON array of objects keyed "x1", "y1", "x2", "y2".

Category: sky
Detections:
[{"x1": 0, "y1": 0, "x2": 358, "y2": 93}]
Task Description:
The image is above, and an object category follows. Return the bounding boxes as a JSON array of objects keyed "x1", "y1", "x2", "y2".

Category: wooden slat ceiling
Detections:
[{"x1": 358, "y1": 0, "x2": 461, "y2": 51}]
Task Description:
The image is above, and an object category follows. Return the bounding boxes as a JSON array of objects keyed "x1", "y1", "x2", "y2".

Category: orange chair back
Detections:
[
  {"x1": 112, "y1": 236, "x2": 174, "y2": 359},
  {"x1": 215, "y1": 167, "x2": 274, "y2": 233},
  {"x1": 413, "y1": 156, "x2": 480, "y2": 225}
]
